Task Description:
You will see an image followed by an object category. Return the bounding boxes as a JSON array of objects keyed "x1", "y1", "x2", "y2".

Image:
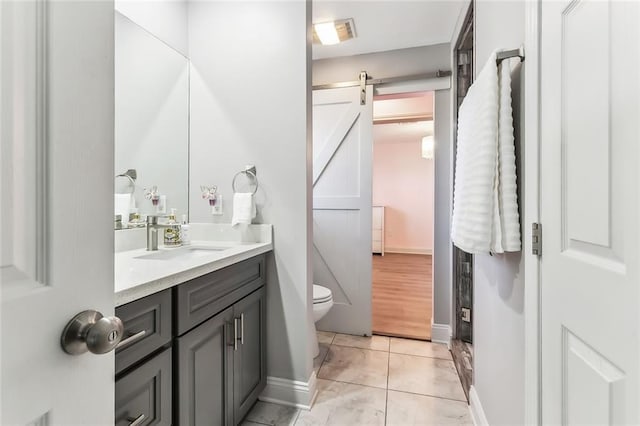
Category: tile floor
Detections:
[{"x1": 242, "y1": 332, "x2": 472, "y2": 426}]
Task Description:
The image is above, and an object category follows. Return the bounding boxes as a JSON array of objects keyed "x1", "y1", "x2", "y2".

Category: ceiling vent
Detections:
[{"x1": 313, "y1": 18, "x2": 356, "y2": 45}]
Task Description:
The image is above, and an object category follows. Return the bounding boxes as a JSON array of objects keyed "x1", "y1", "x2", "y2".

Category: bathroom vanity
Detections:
[{"x1": 113, "y1": 224, "x2": 272, "y2": 426}]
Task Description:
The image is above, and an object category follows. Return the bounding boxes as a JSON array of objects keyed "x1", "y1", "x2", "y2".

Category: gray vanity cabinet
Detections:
[
  {"x1": 116, "y1": 254, "x2": 267, "y2": 426},
  {"x1": 174, "y1": 255, "x2": 267, "y2": 425},
  {"x1": 176, "y1": 287, "x2": 267, "y2": 426}
]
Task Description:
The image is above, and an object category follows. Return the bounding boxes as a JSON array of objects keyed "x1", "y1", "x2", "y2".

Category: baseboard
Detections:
[
  {"x1": 385, "y1": 247, "x2": 433, "y2": 255},
  {"x1": 259, "y1": 371, "x2": 318, "y2": 410},
  {"x1": 431, "y1": 323, "x2": 451, "y2": 346},
  {"x1": 469, "y1": 386, "x2": 489, "y2": 426}
]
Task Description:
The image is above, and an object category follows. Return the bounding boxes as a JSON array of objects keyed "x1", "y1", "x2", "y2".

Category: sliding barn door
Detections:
[{"x1": 312, "y1": 86, "x2": 373, "y2": 336}]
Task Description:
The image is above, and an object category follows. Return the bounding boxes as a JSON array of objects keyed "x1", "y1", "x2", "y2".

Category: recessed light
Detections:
[{"x1": 313, "y1": 18, "x2": 356, "y2": 46}]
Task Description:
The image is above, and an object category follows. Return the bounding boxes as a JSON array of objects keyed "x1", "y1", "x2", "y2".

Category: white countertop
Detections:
[{"x1": 115, "y1": 224, "x2": 272, "y2": 306}]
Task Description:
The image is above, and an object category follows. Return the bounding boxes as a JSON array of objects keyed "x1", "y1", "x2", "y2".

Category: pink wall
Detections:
[{"x1": 373, "y1": 139, "x2": 434, "y2": 253}]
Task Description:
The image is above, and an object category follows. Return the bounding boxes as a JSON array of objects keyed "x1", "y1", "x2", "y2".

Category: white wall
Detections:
[
  {"x1": 472, "y1": 1, "x2": 526, "y2": 424},
  {"x1": 433, "y1": 89, "x2": 452, "y2": 328},
  {"x1": 313, "y1": 43, "x2": 454, "y2": 333},
  {"x1": 115, "y1": 0, "x2": 189, "y2": 56},
  {"x1": 373, "y1": 138, "x2": 434, "y2": 254},
  {"x1": 188, "y1": 0, "x2": 313, "y2": 386}
]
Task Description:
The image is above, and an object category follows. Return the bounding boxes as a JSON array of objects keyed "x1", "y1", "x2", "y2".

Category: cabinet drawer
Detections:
[
  {"x1": 116, "y1": 289, "x2": 172, "y2": 375},
  {"x1": 176, "y1": 255, "x2": 265, "y2": 336},
  {"x1": 115, "y1": 348, "x2": 172, "y2": 426}
]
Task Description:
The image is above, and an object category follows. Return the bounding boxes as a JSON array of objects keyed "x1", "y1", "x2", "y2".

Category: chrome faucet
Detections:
[{"x1": 146, "y1": 215, "x2": 174, "y2": 251}]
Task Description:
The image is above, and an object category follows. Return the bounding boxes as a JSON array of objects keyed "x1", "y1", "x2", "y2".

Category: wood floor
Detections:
[{"x1": 372, "y1": 253, "x2": 432, "y2": 340}]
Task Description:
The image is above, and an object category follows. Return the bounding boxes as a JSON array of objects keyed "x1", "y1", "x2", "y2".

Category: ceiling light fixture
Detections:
[{"x1": 313, "y1": 18, "x2": 356, "y2": 46}]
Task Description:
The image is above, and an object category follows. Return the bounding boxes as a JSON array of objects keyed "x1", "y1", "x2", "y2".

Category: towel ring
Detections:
[
  {"x1": 232, "y1": 169, "x2": 259, "y2": 195},
  {"x1": 115, "y1": 169, "x2": 137, "y2": 195}
]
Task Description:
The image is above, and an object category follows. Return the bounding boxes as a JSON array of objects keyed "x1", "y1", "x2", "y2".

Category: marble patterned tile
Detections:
[
  {"x1": 244, "y1": 401, "x2": 300, "y2": 426},
  {"x1": 386, "y1": 390, "x2": 473, "y2": 425},
  {"x1": 388, "y1": 353, "x2": 466, "y2": 401},
  {"x1": 390, "y1": 337, "x2": 452, "y2": 360},
  {"x1": 295, "y1": 379, "x2": 386, "y2": 426},
  {"x1": 318, "y1": 345, "x2": 389, "y2": 388},
  {"x1": 314, "y1": 343, "x2": 330, "y2": 374},
  {"x1": 317, "y1": 331, "x2": 336, "y2": 345},
  {"x1": 331, "y1": 333, "x2": 390, "y2": 352}
]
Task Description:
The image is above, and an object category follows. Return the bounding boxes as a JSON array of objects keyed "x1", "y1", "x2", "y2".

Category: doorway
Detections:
[
  {"x1": 451, "y1": 2, "x2": 474, "y2": 399},
  {"x1": 371, "y1": 91, "x2": 435, "y2": 340}
]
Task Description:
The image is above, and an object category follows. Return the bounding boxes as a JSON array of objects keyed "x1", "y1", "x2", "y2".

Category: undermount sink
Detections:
[{"x1": 135, "y1": 245, "x2": 229, "y2": 261}]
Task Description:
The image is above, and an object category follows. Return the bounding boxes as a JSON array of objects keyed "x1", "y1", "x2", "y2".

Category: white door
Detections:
[
  {"x1": 312, "y1": 86, "x2": 373, "y2": 336},
  {"x1": 1, "y1": 1, "x2": 115, "y2": 424},
  {"x1": 540, "y1": 1, "x2": 640, "y2": 423}
]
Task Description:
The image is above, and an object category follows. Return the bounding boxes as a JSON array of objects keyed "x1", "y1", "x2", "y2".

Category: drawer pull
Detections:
[
  {"x1": 234, "y1": 319, "x2": 238, "y2": 351},
  {"x1": 240, "y1": 313, "x2": 244, "y2": 345},
  {"x1": 127, "y1": 414, "x2": 146, "y2": 426},
  {"x1": 116, "y1": 330, "x2": 146, "y2": 350}
]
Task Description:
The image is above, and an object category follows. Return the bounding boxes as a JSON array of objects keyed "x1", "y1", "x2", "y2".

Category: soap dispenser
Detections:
[{"x1": 164, "y1": 209, "x2": 182, "y2": 247}]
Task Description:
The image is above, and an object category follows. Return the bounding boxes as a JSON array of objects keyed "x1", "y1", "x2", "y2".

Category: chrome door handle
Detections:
[
  {"x1": 60, "y1": 310, "x2": 123, "y2": 355},
  {"x1": 234, "y1": 318, "x2": 238, "y2": 351},
  {"x1": 116, "y1": 330, "x2": 146, "y2": 351},
  {"x1": 240, "y1": 313, "x2": 244, "y2": 345},
  {"x1": 127, "y1": 414, "x2": 146, "y2": 426}
]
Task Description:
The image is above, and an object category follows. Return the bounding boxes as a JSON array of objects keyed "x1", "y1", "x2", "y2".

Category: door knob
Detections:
[{"x1": 61, "y1": 310, "x2": 124, "y2": 355}]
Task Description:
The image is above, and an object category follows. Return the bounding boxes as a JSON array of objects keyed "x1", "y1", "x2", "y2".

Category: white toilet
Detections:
[{"x1": 312, "y1": 284, "x2": 334, "y2": 357}]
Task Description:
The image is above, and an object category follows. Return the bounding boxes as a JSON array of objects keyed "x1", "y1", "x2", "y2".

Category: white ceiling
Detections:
[{"x1": 312, "y1": 1, "x2": 466, "y2": 60}]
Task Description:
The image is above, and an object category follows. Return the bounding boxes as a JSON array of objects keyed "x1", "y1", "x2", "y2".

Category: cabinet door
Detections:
[
  {"x1": 233, "y1": 287, "x2": 267, "y2": 424},
  {"x1": 176, "y1": 306, "x2": 234, "y2": 426}
]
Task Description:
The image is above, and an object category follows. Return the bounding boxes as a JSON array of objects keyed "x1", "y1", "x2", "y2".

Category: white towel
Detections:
[
  {"x1": 232, "y1": 193, "x2": 256, "y2": 227},
  {"x1": 496, "y1": 59, "x2": 521, "y2": 252},
  {"x1": 115, "y1": 193, "x2": 132, "y2": 225},
  {"x1": 451, "y1": 50, "x2": 521, "y2": 254}
]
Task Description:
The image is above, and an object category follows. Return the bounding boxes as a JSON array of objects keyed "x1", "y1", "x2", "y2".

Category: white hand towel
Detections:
[
  {"x1": 232, "y1": 193, "x2": 256, "y2": 227},
  {"x1": 114, "y1": 193, "x2": 131, "y2": 225},
  {"x1": 451, "y1": 50, "x2": 521, "y2": 254}
]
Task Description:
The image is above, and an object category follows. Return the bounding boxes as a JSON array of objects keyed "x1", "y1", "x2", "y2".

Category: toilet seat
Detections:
[{"x1": 313, "y1": 284, "x2": 333, "y2": 304}]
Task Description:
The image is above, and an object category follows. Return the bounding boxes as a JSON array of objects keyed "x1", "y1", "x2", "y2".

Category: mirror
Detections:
[{"x1": 114, "y1": 11, "x2": 189, "y2": 228}]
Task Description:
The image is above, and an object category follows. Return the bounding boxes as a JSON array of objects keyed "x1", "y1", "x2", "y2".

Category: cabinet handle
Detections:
[
  {"x1": 127, "y1": 414, "x2": 146, "y2": 426},
  {"x1": 240, "y1": 313, "x2": 244, "y2": 345},
  {"x1": 234, "y1": 318, "x2": 238, "y2": 351},
  {"x1": 116, "y1": 330, "x2": 146, "y2": 351},
  {"x1": 225, "y1": 322, "x2": 235, "y2": 347}
]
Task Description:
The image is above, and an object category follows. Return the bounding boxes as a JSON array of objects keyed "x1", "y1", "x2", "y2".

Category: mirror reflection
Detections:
[{"x1": 114, "y1": 11, "x2": 189, "y2": 229}]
